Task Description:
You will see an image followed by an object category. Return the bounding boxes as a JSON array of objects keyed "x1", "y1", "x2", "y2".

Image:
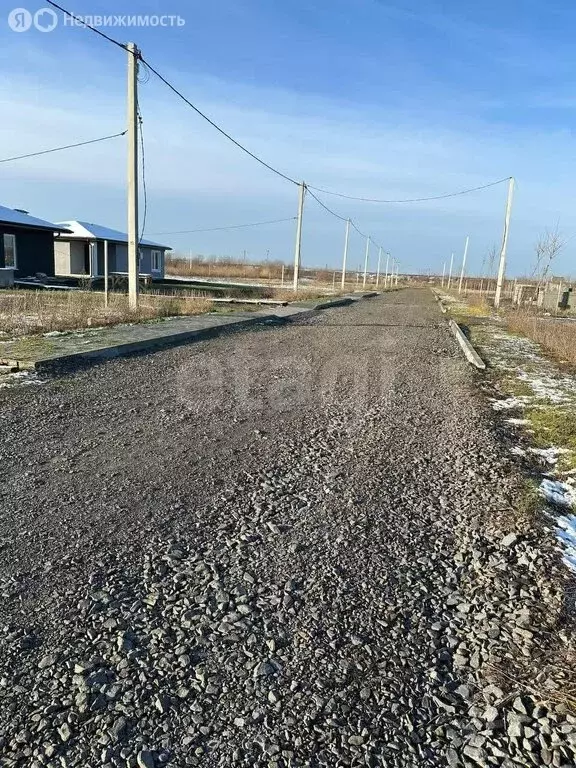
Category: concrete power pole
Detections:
[
  {"x1": 384, "y1": 252, "x2": 390, "y2": 288},
  {"x1": 447, "y1": 252, "x2": 454, "y2": 290},
  {"x1": 376, "y1": 246, "x2": 382, "y2": 287},
  {"x1": 441, "y1": 261, "x2": 446, "y2": 287},
  {"x1": 363, "y1": 236, "x2": 371, "y2": 288},
  {"x1": 293, "y1": 181, "x2": 306, "y2": 292},
  {"x1": 458, "y1": 236, "x2": 470, "y2": 295},
  {"x1": 341, "y1": 218, "x2": 350, "y2": 291},
  {"x1": 127, "y1": 42, "x2": 139, "y2": 310},
  {"x1": 494, "y1": 177, "x2": 515, "y2": 309}
]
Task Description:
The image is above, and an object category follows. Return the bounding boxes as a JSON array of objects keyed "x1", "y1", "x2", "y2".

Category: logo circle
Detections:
[
  {"x1": 8, "y1": 7, "x2": 32, "y2": 32},
  {"x1": 34, "y1": 7, "x2": 58, "y2": 32}
]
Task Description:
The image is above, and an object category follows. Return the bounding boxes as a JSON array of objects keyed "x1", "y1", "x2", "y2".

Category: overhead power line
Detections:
[
  {"x1": 45, "y1": 0, "x2": 129, "y2": 50},
  {"x1": 147, "y1": 217, "x2": 297, "y2": 236},
  {"x1": 306, "y1": 188, "x2": 349, "y2": 223},
  {"x1": 0, "y1": 130, "x2": 127, "y2": 164},
  {"x1": 137, "y1": 104, "x2": 147, "y2": 247},
  {"x1": 139, "y1": 56, "x2": 299, "y2": 187},
  {"x1": 306, "y1": 176, "x2": 512, "y2": 204},
  {"x1": 351, "y1": 220, "x2": 368, "y2": 239}
]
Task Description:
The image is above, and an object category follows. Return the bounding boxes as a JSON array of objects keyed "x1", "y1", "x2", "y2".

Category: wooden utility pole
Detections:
[
  {"x1": 341, "y1": 218, "x2": 350, "y2": 291},
  {"x1": 494, "y1": 177, "x2": 515, "y2": 309},
  {"x1": 458, "y1": 236, "x2": 469, "y2": 294},
  {"x1": 363, "y1": 236, "x2": 370, "y2": 288},
  {"x1": 127, "y1": 42, "x2": 139, "y2": 309},
  {"x1": 293, "y1": 181, "x2": 305, "y2": 292}
]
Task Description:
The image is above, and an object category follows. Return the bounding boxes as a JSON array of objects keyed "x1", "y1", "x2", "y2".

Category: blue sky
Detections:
[{"x1": 1, "y1": 0, "x2": 575, "y2": 276}]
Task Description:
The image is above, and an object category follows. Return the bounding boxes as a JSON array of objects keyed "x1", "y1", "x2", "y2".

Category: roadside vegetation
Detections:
[
  {"x1": 506, "y1": 311, "x2": 576, "y2": 367},
  {"x1": 0, "y1": 289, "x2": 212, "y2": 337}
]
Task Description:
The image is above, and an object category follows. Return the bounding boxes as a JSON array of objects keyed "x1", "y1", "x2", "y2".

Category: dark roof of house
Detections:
[{"x1": 0, "y1": 205, "x2": 70, "y2": 232}]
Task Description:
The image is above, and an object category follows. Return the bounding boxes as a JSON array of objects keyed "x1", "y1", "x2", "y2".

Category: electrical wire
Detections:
[
  {"x1": 306, "y1": 176, "x2": 512, "y2": 204},
  {"x1": 306, "y1": 188, "x2": 349, "y2": 223},
  {"x1": 138, "y1": 55, "x2": 299, "y2": 187},
  {"x1": 0, "y1": 130, "x2": 127, "y2": 164},
  {"x1": 351, "y1": 220, "x2": 368, "y2": 239},
  {"x1": 45, "y1": 1, "x2": 129, "y2": 51},
  {"x1": 137, "y1": 104, "x2": 147, "y2": 247},
  {"x1": 147, "y1": 217, "x2": 297, "y2": 236}
]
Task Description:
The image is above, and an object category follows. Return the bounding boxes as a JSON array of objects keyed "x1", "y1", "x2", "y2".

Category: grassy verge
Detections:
[
  {"x1": 524, "y1": 405, "x2": 576, "y2": 472},
  {"x1": 0, "y1": 290, "x2": 212, "y2": 337}
]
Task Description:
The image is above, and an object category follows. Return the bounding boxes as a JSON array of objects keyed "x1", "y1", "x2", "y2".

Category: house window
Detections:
[
  {"x1": 3, "y1": 234, "x2": 17, "y2": 268},
  {"x1": 151, "y1": 250, "x2": 162, "y2": 272}
]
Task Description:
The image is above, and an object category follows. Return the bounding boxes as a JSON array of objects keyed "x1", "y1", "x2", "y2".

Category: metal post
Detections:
[
  {"x1": 447, "y1": 252, "x2": 454, "y2": 290},
  {"x1": 104, "y1": 239, "x2": 109, "y2": 308},
  {"x1": 127, "y1": 42, "x2": 139, "y2": 309},
  {"x1": 376, "y1": 246, "x2": 382, "y2": 287},
  {"x1": 494, "y1": 177, "x2": 515, "y2": 308},
  {"x1": 341, "y1": 218, "x2": 350, "y2": 291},
  {"x1": 293, "y1": 181, "x2": 305, "y2": 292},
  {"x1": 458, "y1": 236, "x2": 469, "y2": 294},
  {"x1": 363, "y1": 236, "x2": 370, "y2": 288},
  {"x1": 441, "y1": 261, "x2": 446, "y2": 288}
]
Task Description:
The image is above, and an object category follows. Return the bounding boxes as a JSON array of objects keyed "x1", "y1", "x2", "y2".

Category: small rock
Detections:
[
  {"x1": 501, "y1": 532, "x2": 518, "y2": 548},
  {"x1": 137, "y1": 750, "x2": 155, "y2": 768}
]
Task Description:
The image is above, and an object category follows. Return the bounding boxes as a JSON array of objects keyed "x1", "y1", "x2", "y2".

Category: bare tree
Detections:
[
  {"x1": 480, "y1": 243, "x2": 498, "y2": 297},
  {"x1": 532, "y1": 226, "x2": 566, "y2": 297}
]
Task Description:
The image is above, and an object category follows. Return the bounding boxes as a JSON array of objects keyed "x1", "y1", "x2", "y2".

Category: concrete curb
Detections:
[
  {"x1": 31, "y1": 315, "x2": 277, "y2": 372},
  {"x1": 430, "y1": 289, "x2": 447, "y2": 314},
  {"x1": 24, "y1": 293, "x2": 378, "y2": 372},
  {"x1": 448, "y1": 319, "x2": 486, "y2": 370}
]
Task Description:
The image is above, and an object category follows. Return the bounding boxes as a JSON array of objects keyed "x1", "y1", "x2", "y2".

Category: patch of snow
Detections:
[
  {"x1": 492, "y1": 396, "x2": 531, "y2": 410},
  {"x1": 506, "y1": 418, "x2": 530, "y2": 425},
  {"x1": 555, "y1": 513, "x2": 576, "y2": 572},
  {"x1": 529, "y1": 447, "x2": 571, "y2": 465},
  {"x1": 510, "y1": 447, "x2": 526, "y2": 456},
  {"x1": 540, "y1": 478, "x2": 576, "y2": 509},
  {"x1": 0, "y1": 371, "x2": 46, "y2": 389}
]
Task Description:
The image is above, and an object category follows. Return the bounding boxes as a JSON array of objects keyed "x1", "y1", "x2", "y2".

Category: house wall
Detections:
[
  {"x1": 54, "y1": 239, "x2": 90, "y2": 276},
  {"x1": 53, "y1": 238, "x2": 166, "y2": 279},
  {"x1": 54, "y1": 240, "x2": 71, "y2": 275},
  {"x1": 113, "y1": 245, "x2": 165, "y2": 279},
  {"x1": 0, "y1": 225, "x2": 55, "y2": 278}
]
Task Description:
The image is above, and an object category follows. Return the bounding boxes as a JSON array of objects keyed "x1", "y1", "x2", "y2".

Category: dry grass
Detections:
[
  {"x1": 166, "y1": 255, "x2": 351, "y2": 285},
  {"x1": 167, "y1": 255, "x2": 291, "y2": 281},
  {"x1": 0, "y1": 290, "x2": 212, "y2": 337},
  {"x1": 506, "y1": 311, "x2": 576, "y2": 366}
]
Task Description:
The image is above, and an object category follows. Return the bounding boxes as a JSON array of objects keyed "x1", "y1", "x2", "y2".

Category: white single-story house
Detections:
[{"x1": 54, "y1": 221, "x2": 171, "y2": 281}]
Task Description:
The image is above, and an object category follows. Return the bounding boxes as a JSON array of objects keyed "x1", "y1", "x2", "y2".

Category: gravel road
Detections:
[{"x1": 0, "y1": 289, "x2": 574, "y2": 767}]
